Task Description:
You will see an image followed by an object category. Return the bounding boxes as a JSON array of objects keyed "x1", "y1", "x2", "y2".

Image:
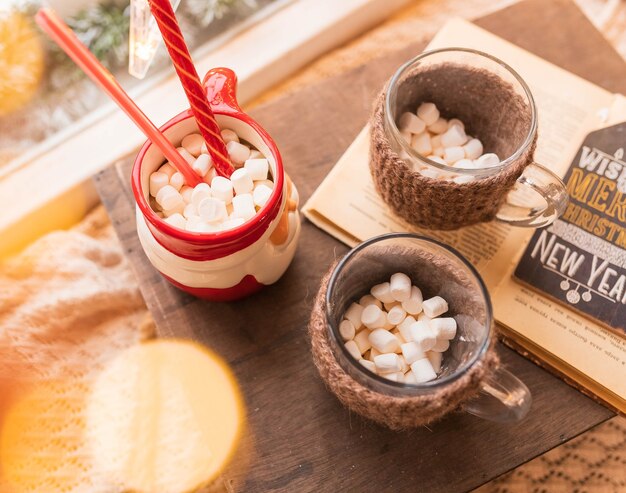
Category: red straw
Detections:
[
  {"x1": 148, "y1": 0, "x2": 234, "y2": 178},
  {"x1": 35, "y1": 8, "x2": 201, "y2": 187}
]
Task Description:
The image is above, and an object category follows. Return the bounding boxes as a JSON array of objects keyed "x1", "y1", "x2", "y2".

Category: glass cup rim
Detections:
[
  {"x1": 325, "y1": 233, "x2": 494, "y2": 391},
  {"x1": 384, "y1": 47, "x2": 538, "y2": 177}
]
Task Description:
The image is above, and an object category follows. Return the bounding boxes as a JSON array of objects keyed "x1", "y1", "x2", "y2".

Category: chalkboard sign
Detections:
[{"x1": 515, "y1": 122, "x2": 626, "y2": 335}]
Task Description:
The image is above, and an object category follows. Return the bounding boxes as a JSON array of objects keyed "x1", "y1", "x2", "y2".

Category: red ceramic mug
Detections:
[{"x1": 132, "y1": 68, "x2": 301, "y2": 301}]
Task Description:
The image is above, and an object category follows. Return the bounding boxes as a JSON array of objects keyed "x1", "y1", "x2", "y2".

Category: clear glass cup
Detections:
[
  {"x1": 325, "y1": 233, "x2": 531, "y2": 423},
  {"x1": 383, "y1": 48, "x2": 568, "y2": 228}
]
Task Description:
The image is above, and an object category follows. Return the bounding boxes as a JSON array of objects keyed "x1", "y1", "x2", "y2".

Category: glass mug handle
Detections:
[
  {"x1": 495, "y1": 162, "x2": 569, "y2": 227},
  {"x1": 463, "y1": 366, "x2": 532, "y2": 423}
]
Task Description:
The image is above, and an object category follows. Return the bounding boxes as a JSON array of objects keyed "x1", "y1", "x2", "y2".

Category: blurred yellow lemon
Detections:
[
  {"x1": 0, "y1": 11, "x2": 44, "y2": 116},
  {"x1": 86, "y1": 339, "x2": 244, "y2": 493}
]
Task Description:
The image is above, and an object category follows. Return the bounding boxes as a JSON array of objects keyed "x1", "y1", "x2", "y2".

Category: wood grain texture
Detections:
[{"x1": 94, "y1": 1, "x2": 621, "y2": 491}]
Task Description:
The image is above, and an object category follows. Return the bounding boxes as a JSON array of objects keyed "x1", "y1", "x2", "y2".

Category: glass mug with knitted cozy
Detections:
[
  {"x1": 370, "y1": 48, "x2": 569, "y2": 230},
  {"x1": 309, "y1": 234, "x2": 531, "y2": 430}
]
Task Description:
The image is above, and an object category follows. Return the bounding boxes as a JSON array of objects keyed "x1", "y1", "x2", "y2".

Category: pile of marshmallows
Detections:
[
  {"x1": 148, "y1": 129, "x2": 274, "y2": 233},
  {"x1": 398, "y1": 102, "x2": 501, "y2": 182},
  {"x1": 340, "y1": 273, "x2": 456, "y2": 384}
]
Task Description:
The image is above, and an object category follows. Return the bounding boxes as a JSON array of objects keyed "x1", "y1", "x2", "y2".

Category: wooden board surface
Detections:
[{"x1": 94, "y1": 1, "x2": 622, "y2": 491}]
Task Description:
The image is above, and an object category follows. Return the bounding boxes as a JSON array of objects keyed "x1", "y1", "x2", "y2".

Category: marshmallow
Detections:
[
  {"x1": 244, "y1": 158, "x2": 269, "y2": 181},
  {"x1": 176, "y1": 147, "x2": 195, "y2": 165},
  {"x1": 409, "y1": 321, "x2": 437, "y2": 351},
  {"x1": 220, "y1": 128, "x2": 239, "y2": 144},
  {"x1": 359, "y1": 294, "x2": 382, "y2": 308},
  {"x1": 417, "y1": 102, "x2": 440, "y2": 126},
  {"x1": 397, "y1": 316, "x2": 416, "y2": 342},
  {"x1": 386, "y1": 305, "x2": 407, "y2": 326},
  {"x1": 368, "y1": 347, "x2": 381, "y2": 362},
  {"x1": 427, "y1": 351, "x2": 443, "y2": 373},
  {"x1": 431, "y1": 135, "x2": 442, "y2": 148},
  {"x1": 339, "y1": 319, "x2": 356, "y2": 341},
  {"x1": 400, "y1": 129, "x2": 412, "y2": 144},
  {"x1": 448, "y1": 118, "x2": 464, "y2": 130},
  {"x1": 149, "y1": 172, "x2": 169, "y2": 197},
  {"x1": 427, "y1": 155, "x2": 446, "y2": 166},
  {"x1": 398, "y1": 112, "x2": 426, "y2": 134},
  {"x1": 441, "y1": 125, "x2": 467, "y2": 147},
  {"x1": 170, "y1": 172, "x2": 184, "y2": 191},
  {"x1": 192, "y1": 154, "x2": 212, "y2": 177},
  {"x1": 255, "y1": 179, "x2": 274, "y2": 190},
  {"x1": 384, "y1": 301, "x2": 399, "y2": 311},
  {"x1": 156, "y1": 185, "x2": 183, "y2": 211},
  {"x1": 420, "y1": 167, "x2": 443, "y2": 179},
  {"x1": 359, "y1": 359, "x2": 377, "y2": 373},
  {"x1": 399, "y1": 355, "x2": 409, "y2": 373},
  {"x1": 374, "y1": 353, "x2": 402, "y2": 374},
  {"x1": 180, "y1": 186, "x2": 193, "y2": 203},
  {"x1": 230, "y1": 168, "x2": 254, "y2": 195},
  {"x1": 401, "y1": 286, "x2": 423, "y2": 315},
  {"x1": 411, "y1": 132, "x2": 432, "y2": 156},
  {"x1": 453, "y1": 174, "x2": 475, "y2": 184},
  {"x1": 410, "y1": 358, "x2": 437, "y2": 383},
  {"x1": 204, "y1": 168, "x2": 218, "y2": 184},
  {"x1": 430, "y1": 317, "x2": 457, "y2": 340},
  {"x1": 232, "y1": 194, "x2": 256, "y2": 221},
  {"x1": 345, "y1": 340, "x2": 361, "y2": 360},
  {"x1": 390, "y1": 272, "x2": 412, "y2": 302},
  {"x1": 344, "y1": 302, "x2": 364, "y2": 329},
  {"x1": 191, "y1": 183, "x2": 212, "y2": 209},
  {"x1": 428, "y1": 117, "x2": 448, "y2": 134},
  {"x1": 368, "y1": 329, "x2": 400, "y2": 353},
  {"x1": 226, "y1": 141, "x2": 251, "y2": 165},
  {"x1": 463, "y1": 138, "x2": 483, "y2": 159},
  {"x1": 475, "y1": 153, "x2": 501, "y2": 167},
  {"x1": 253, "y1": 184, "x2": 273, "y2": 208},
  {"x1": 454, "y1": 159, "x2": 476, "y2": 169},
  {"x1": 404, "y1": 371, "x2": 418, "y2": 384},
  {"x1": 163, "y1": 200, "x2": 185, "y2": 216},
  {"x1": 197, "y1": 197, "x2": 227, "y2": 223},
  {"x1": 401, "y1": 341, "x2": 426, "y2": 365},
  {"x1": 391, "y1": 328, "x2": 406, "y2": 344},
  {"x1": 354, "y1": 330, "x2": 372, "y2": 354},
  {"x1": 431, "y1": 338, "x2": 450, "y2": 353},
  {"x1": 443, "y1": 146, "x2": 465, "y2": 164},
  {"x1": 164, "y1": 213, "x2": 186, "y2": 229},
  {"x1": 417, "y1": 312, "x2": 432, "y2": 323},
  {"x1": 183, "y1": 203, "x2": 197, "y2": 219},
  {"x1": 181, "y1": 133, "x2": 204, "y2": 156},
  {"x1": 159, "y1": 163, "x2": 175, "y2": 178},
  {"x1": 210, "y1": 176, "x2": 234, "y2": 204},
  {"x1": 383, "y1": 372, "x2": 403, "y2": 382},
  {"x1": 185, "y1": 215, "x2": 205, "y2": 232},
  {"x1": 361, "y1": 304, "x2": 386, "y2": 329},
  {"x1": 371, "y1": 282, "x2": 395, "y2": 304},
  {"x1": 221, "y1": 217, "x2": 246, "y2": 231},
  {"x1": 422, "y1": 296, "x2": 448, "y2": 318}
]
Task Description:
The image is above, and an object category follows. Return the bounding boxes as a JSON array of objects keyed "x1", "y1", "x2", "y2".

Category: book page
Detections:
[
  {"x1": 303, "y1": 18, "x2": 615, "y2": 290},
  {"x1": 494, "y1": 95, "x2": 626, "y2": 405}
]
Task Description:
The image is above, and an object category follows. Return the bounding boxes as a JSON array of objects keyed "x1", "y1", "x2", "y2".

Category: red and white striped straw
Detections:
[{"x1": 148, "y1": 0, "x2": 235, "y2": 177}]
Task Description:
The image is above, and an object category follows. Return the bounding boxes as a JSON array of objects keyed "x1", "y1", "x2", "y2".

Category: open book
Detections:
[{"x1": 303, "y1": 18, "x2": 626, "y2": 414}]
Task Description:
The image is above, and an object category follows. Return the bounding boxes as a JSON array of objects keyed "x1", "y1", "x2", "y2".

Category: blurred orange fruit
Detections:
[{"x1": 0, "y1": 11, "x2": 45, "y2": 116}]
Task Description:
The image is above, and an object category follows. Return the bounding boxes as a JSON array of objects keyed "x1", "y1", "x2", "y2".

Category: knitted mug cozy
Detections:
[
  {"x1": 369, "y1": 63, "x2": 538, "y2": 230},
  {"x1": 308, "y1": 264, "x2": 500, "y2": 431}
]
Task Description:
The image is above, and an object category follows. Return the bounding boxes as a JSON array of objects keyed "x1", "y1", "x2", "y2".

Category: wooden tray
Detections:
[{"x1": 94, "y1": 1, "x2": 623, "y2": 491}]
